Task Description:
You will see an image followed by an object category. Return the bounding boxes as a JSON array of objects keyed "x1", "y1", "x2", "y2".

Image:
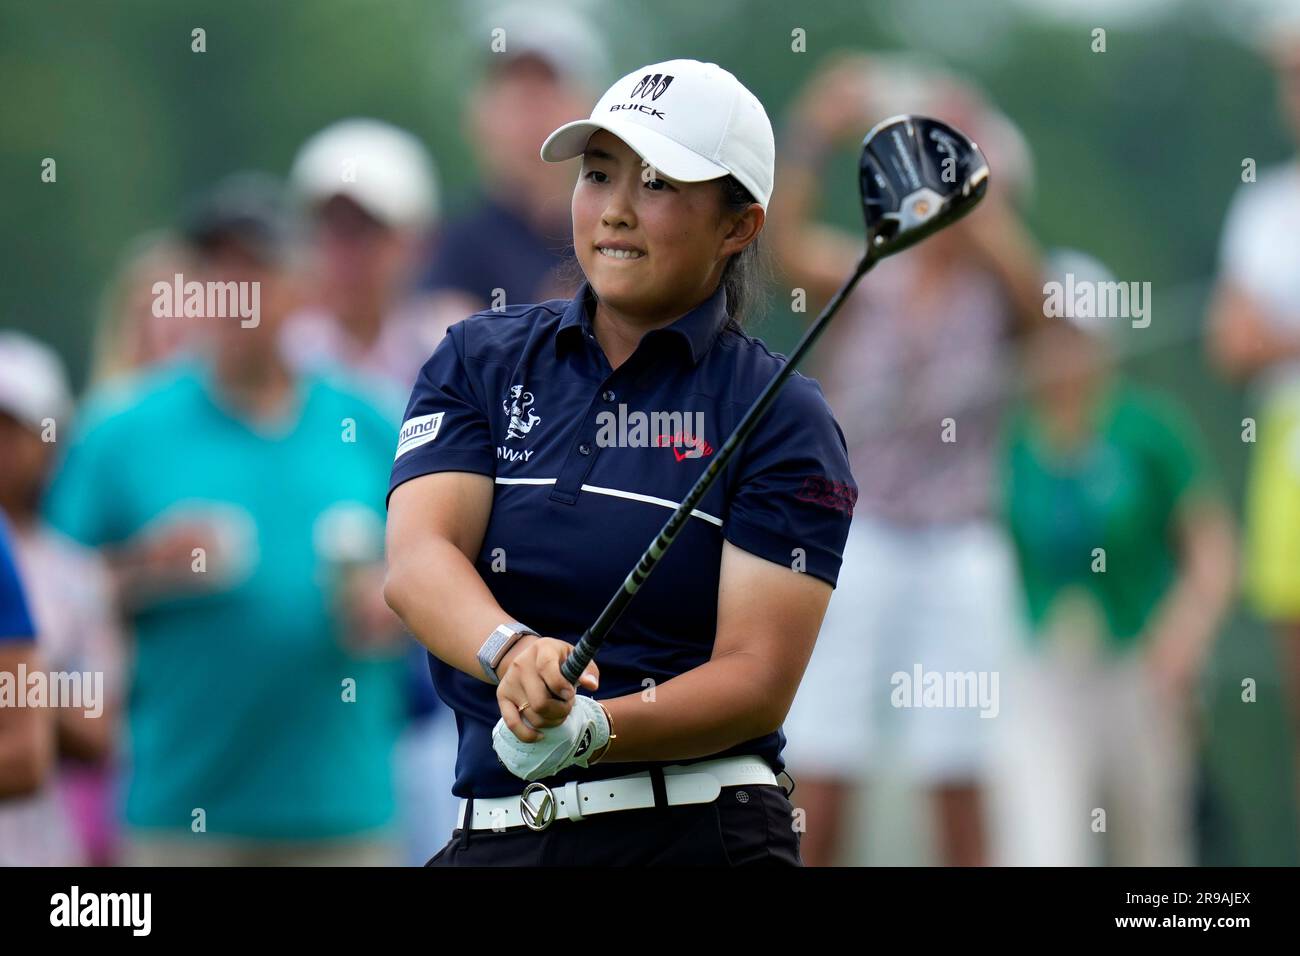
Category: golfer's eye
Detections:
[
  {"x1": 644, "y1": 178, "x2": 669, "y2": 192},
  {"x1": 583, "y1": 169, "x2": 609, "y2": 184}
]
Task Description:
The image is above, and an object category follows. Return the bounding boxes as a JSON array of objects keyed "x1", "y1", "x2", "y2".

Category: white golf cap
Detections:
[
  {"x1": 290, "y1": 118, "x2": 439, "y2": 230},
  {"x1": 0, "y1": 332, "x2": 73, "y2": 434},
  {"x1": 477, "y1": 1, "x2": 609, "y2": 92},
  {"x1": 540, "y1": 59, "x2": 775, "y2": 210},
  {"x1": 1043, "y1": 248, "x2": 1120, "y2": 340}
]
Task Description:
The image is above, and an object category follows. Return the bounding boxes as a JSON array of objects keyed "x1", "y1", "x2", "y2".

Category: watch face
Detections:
[
  {"x1": 492, "y1": 626, "x2": 516, "y2": 661},
  {"x1": 482, "y1": 624, "x2": 534, "y2": 682}
]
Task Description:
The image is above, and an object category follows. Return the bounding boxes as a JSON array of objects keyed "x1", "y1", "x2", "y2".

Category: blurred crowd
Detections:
[{"x1": 1, "y1": 4, "x2": 1298, "y2": 866}]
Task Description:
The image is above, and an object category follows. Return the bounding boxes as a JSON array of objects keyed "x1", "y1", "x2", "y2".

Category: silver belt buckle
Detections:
[{"x1": 519, "y1": 781, "x2": 557, "y2": 831}]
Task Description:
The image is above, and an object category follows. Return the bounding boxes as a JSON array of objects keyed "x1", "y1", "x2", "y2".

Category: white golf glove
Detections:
[{"x1": 492, "y1": 694, "x2": 611, "y2": 781}]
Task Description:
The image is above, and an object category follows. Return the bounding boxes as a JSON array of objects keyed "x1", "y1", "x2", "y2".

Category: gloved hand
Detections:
[{"x1": 492, "y1": 695, "x2": 611, "y2": 781}]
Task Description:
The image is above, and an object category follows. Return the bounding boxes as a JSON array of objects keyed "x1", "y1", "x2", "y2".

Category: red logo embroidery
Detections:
[
  {"x1": 655, "y1": 432, "x2": 714, "y2": 461},
  {"x1": 794, "y1": 476, "x2": 857, "y2": 516}
]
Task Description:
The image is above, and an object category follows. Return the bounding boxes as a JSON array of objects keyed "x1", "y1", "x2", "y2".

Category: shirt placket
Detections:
[{"x1": 550, "y1": 336, "x2": 636, "y2": 505}]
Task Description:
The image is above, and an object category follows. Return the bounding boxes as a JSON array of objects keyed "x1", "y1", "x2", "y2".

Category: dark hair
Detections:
[{"x1": 716, "y1": 174, "x2": 767, "y2": 327}]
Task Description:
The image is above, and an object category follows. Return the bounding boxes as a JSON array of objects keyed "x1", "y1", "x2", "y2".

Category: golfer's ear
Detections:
[{"x1": 724, "y1": 204, "x2": 764, "y2": 254}]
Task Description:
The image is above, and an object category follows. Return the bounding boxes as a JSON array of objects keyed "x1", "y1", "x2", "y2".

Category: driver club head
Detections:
[{"x1": 859, "y1": 114, "x2": 990, "y2": 259}]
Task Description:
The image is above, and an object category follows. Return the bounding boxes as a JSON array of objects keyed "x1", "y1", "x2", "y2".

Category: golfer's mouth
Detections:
[{"x1": 595, "y1": 243, "x2": 646, "y2": 260}]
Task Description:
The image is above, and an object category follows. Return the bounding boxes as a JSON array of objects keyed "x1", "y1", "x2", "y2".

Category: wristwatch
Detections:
[{"x1": 477, "y1": 621, "x2": 539, "y2": 684}]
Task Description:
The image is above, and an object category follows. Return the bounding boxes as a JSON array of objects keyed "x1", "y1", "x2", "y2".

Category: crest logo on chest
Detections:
[{"x1": 503, "y1": 385, "x2": 541, "y2": 441}]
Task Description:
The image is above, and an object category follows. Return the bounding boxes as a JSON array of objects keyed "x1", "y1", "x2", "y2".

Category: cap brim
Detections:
[
  {"x1": 540, "y1": 118, "x2": 728, "y2": 184},
  {"x1": 304, "y1": 185, "x2": 403, "y2": 229},
  {"x1": 189, "y1": 220, "x2": 289, "y2": 265}
]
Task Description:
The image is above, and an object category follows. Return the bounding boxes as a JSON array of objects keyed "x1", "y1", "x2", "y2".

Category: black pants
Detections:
[{"x1": 427, "y1": 782, "x2": 801, "y2": 866}]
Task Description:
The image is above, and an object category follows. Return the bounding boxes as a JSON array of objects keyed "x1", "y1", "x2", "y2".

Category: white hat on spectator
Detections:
[
  {"x1": 479, "y1": 2, "x2": 609, "y2": 91},
  {"x1": 290, "y1": 118, "x2": 439, "y2": 230},
  {"x1": 0, "y1": 332, "x2": 73, "y2": 434},
  {"x1": 1042, "y1": 248, "x2": 1121, "y2": 340}
]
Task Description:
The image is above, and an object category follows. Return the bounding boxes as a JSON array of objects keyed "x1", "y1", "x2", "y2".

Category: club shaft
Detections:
[{"x1": 560, "y1": 253, "x2": 874, "y2": 685}]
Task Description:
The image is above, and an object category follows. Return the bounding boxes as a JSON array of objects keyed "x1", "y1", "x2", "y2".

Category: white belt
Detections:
[{"x1": 457, "y1": 755, "x2": 779, "y2": 832}]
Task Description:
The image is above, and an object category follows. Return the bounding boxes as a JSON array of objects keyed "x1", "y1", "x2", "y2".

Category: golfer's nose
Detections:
[{"x1": 600, "y1": 178, "x2": 638, "y2": 230}]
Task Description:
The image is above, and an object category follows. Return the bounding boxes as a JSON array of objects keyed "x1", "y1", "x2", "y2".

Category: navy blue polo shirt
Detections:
[{"x1": 389, "y1": 279, "x2": 857, "y2": 798}]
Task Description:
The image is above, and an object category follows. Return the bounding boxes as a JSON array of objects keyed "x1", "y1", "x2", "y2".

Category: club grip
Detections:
[{"x1": 561, "y1": 631, "x2": 595, "y2": 684}]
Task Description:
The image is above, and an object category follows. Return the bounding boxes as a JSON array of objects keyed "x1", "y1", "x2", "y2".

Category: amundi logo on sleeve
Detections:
[{"x1": 394, "y1": 412, "x2": 445, "y2": 460}]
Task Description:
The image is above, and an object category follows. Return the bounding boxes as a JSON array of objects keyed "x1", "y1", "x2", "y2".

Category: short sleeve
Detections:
[
  {"x1": 0, "y1": 517, "x2": 35, "y2": 641},
  {"x1": 722, "y1": 376, "x2": 857, "y2": 588},
  {"x1": 387, "y1": 321, "x2": 496, "y2": 503},
  {"x1": 1135, "y1": 391, "x2": 1217, "y2": 512}
]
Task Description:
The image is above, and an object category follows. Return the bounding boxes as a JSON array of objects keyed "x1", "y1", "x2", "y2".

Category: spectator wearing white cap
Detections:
[
  {"x1": 285, "y1": 118, "x2": 463, "y2": 866},
  {"x1": 417, "y1": 2, "x2": 607, "y2": 327},
  {"x1": 282, "y1": 117, "x2": 442, "y2": 405},
  {"x1": 0, "y1": 332, "x2": 125, "y2": 866}
]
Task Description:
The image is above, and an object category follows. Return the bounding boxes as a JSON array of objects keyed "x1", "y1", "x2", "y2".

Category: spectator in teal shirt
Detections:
[{"x1": 45, "y1": 175, "x2": 408, "y2": 865}]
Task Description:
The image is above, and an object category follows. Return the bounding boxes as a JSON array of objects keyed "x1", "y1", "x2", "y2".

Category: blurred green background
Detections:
[{"x1": 1, "y1": 0, "x2": 1295, "y2": 863}]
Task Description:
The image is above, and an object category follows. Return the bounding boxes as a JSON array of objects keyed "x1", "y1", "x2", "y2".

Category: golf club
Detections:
[{"x1": 560, "y1": 114, "x2": 989, "y2": 685}]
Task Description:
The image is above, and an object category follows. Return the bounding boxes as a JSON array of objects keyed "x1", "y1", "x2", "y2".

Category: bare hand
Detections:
[
  {"x1": 113, "y1": 520, "x2": 232, "y2": 604},
  {"x1": 792, "y1": 53, "x2": 879, "y2": 144},
  {"x1": 337, "y1": 563, "x2": 407, "y2": 655},
  {"x1": 496, "y1": 637, "x2": 599, "y2": 743}
]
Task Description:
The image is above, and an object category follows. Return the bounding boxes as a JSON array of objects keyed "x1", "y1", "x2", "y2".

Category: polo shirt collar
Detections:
[
  {"x1": 554, "y1": 279, "x2": 730, "y2": 366},
  {"x1": 195, "y1": 356, "x2": 311, "y2": 440}
]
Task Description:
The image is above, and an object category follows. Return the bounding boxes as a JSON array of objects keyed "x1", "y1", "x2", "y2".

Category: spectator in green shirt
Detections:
[{"x1": 995, "y1": 251, "x2": 1236, "y2": 865}]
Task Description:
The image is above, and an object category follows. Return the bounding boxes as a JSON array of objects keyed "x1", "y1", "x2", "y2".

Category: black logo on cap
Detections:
[{"x1": 630, "y1": 73, "x2": 674, "y2": 100}]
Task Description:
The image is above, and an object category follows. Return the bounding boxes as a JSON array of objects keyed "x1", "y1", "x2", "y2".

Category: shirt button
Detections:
[
  {"x1": 602, "y1": 390, "x2": 616, "y2": 402},
  {"x1": 578, "y1": 443, "x2": 592, "y2": 456}
]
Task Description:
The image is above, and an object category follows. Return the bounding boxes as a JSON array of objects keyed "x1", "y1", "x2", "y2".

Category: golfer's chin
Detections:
[{"x1": 584, "y1": 260, "x2": 661, "y2": 316}]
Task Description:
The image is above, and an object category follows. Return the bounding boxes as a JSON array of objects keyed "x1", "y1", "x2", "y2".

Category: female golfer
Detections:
[{"x1": 385, "y1": 58, "x2": 857, "y2": 866}]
